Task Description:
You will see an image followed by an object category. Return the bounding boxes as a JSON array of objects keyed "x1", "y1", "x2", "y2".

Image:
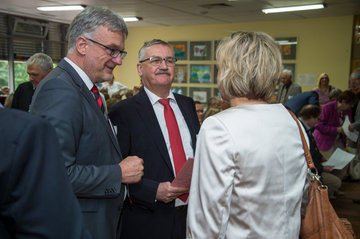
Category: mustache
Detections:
[{"x1": 155, "y1": 70, "x2": 171, "y2": 76}]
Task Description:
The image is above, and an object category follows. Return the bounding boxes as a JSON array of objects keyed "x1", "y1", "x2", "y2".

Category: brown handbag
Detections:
[{"x1": 289, "y1": 111, "x2": 355, "y2": 239}]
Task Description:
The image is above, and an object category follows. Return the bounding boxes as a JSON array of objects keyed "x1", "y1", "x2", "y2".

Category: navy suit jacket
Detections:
[
  {"x1": 0, "y1": 108, "x2": 90, "y2": 239},
  {"x1": 109, "y1": 87, "x2": 200, "y2": 238},
  {"x1": 30, "y1": 59, "x2": 124, "y2": 239}
]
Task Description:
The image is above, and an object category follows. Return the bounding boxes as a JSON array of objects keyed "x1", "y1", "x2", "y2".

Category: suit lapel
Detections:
[
  {"x1": 135, "y1": 89, "x2": 174, "y2": 173},
  {"x1": 58, "y1": 60, "x2": 122, "y2": 156}
]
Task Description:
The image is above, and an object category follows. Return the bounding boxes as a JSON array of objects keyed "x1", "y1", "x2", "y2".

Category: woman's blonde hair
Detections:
[
  {"x1": 317, "y1": 73, "x2": 329, "y2": 88},
  {"x1": 216, "y1": 31, "x2": 282, "y2": 102}
]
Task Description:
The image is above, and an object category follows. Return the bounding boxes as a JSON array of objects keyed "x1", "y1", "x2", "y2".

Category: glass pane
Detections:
[{"x1": 14, "y1": 61, "x2": 28, "y2": 89}]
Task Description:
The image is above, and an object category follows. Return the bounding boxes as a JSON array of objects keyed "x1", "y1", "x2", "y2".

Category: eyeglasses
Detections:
[
  {"x1": 86, "y1": 38, "x2": 127, "y2": 60},
  {"x1": 139, "y1": 57, "x2": 177, "y2": 66}
]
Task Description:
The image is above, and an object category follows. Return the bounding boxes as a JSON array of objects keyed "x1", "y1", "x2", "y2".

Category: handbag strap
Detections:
[{"x1": 287, "y1": 110, "x2": 316, "y2": 171}]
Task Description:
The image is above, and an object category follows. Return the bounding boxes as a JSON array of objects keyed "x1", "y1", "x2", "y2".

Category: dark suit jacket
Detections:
[
  {"x1": 11, "y1": 81, "x2": 34, "y2": 111},
  {"x1": 30, "y1": 59, "x2": 124, "y2": 239},
  {"x1": 0, "y1": 108, "x2": 90, "y2": 239},
  {"x1": 109, "y1": 87, "x2": 200, "y2": 239},
  {"x1": 286, "y1": 91, "x2": 319, "y2": 116}
]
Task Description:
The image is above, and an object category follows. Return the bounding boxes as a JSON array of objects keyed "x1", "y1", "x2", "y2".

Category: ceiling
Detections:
[{"x1": 1, "y1": 0, "x2": 360, "y2": 28}]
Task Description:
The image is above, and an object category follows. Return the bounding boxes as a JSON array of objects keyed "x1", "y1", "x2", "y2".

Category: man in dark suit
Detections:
[
  {"x1": 11, "y1": 53, "x2": 53, "y2": 111},
  {"x1": 109, "y1": 39, "x2": 200, "y2": 239},
  {"x1": 0, "y1": 107, "x2": 91, "y2": 239},
  {"x1": 30, "y1": 6, "x2": 144, "y2": 239}
]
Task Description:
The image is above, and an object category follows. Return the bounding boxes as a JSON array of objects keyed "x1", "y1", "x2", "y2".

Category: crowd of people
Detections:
[{"x1": 1, "y1": 5, "x2": 360, "y2": 239}]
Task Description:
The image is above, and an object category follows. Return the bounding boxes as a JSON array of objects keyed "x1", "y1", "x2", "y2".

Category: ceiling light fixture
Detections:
[
  {"x1": 37, "y1": 5, "x2": 85, "y2": 11},
  {"x1": 123, "y1": 17, "x2": 142, "y2": 22},
  {"x1": 262, "y1": 3, "x2": 325, "y2": 14}
]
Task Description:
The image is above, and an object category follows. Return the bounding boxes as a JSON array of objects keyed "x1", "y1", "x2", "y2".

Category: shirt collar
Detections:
[
  {"x1": 143, "y1": 86, "x2": 175, "y2": 105},
  {"x1": 64, "y1": 57, "x2": 94, "y2": 90}
]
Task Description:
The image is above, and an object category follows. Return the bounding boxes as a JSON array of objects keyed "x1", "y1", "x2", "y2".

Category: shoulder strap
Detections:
[{"x1": 287, "y1": 110, "x2": 316, "y2": 170}]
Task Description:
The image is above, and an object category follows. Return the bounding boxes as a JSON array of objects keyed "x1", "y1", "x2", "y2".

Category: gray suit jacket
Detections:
[
  {"x1": 277, "y1": 82, "x2": 302, "y2": 104},
  {"x1": 30, "y1": 59, "x2": 124, "y2": 239}
]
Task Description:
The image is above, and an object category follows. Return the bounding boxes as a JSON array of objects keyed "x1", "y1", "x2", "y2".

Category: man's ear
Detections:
[
  {"x1": 137, "y1": 63, "x2": 143, "y2": 77},
  {"x1": 75, "y1": 36, "x2": 88, "y2": 56}
]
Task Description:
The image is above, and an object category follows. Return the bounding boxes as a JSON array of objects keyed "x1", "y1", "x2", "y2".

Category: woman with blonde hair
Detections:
[
  {"x1": 187, "y1": 31, "x2": 308, "y2": 238},
  {"x1": 313, "y1": 73, "x2": 335, "y2": 106}
]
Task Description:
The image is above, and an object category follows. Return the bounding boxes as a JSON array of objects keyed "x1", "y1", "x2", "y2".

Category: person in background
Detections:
[
  {"x1": 187, "y1": 31, "x2": 308, "y2": 238},
  {"x1": 277, "y1": 69, "x2": 302, "y2": 104},
  {"x1": 101, "y1": 74, "x2": 128, "y2": 97},
  {"x1": 11, "y1": 53, "x2": 53, "y2": 111},
  {"x1": 29, "y1": 6, "x2": 144, "y2": 239},
  {"x1": 0, "y1": 107, "x2": 91, "y2": 239},
  {"x1": 109, "y1": 39, "x2": 200, "y2": 239},
  {"x1": 313, "y1": 73, "x2": 335, "y2": 106},
  {"x1": 314, "y1": 90, "x2": 357, "y2": 194},
  {"x1": 298, "y1": 104, "x2": 341, "y2": 200},
  {"x1": 285, "y1": 91, "x2": 319, "y2": 116},
  {"x1": 194, "y1": 100, "x2": 204, "y2": 124},
  {"x1": 203, "y1": 96, "x2": 222, "y2": 120}
]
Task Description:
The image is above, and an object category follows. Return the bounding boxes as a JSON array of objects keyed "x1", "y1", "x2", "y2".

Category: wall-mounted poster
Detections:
[
  {"x1": 174, "y1": 64, "x2": 187, "y2": 83},
  {"x1": 169, "y1": 41, "x2": 188, "y2": 60},
  {"x1": 189, "y1": 87, "x2": 212, "y2": 103},
  {"x1": 190, "y1": 65, "x2": 211, "y2": 83},
  {"x1": 190, "y1": 41, "x2": 211, "y2": 60},
  {"x1": 171, "y1": 87, "x2": 188, "y2": 96},
  {"x1": 214, "y1": 40, "x2": 220, "y2": 60},
  {"x1": 275, "y1": 37, "x2": 297, "y2": 60}
]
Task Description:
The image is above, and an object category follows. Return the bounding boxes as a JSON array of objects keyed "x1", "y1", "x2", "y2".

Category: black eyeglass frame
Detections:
[
  {"x1": 139, "y1": 56, "x2": 177, "y2": 66},
  {"x1": 86, "y1": 38, "x2": 127, "y2": 59}
]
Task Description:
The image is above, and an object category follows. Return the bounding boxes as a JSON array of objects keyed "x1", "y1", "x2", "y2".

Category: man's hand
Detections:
[
  {"x1": 119, "y1": 156, "x2": 144, "y2": 184},
  {"x1": 156, "y1": 182, "x2": 189, "y2": 203}
]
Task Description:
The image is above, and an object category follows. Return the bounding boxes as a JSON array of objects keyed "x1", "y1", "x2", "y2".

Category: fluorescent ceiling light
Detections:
[
  {"x1": 123, "y1": 17, "x2": 142, "y2": 22},
  {"x1": 262, "y1": 4, "x2": 325, "y2": 14},
  {"x1": 37, "y1": 5, "x2": 85, "y2": 11}
]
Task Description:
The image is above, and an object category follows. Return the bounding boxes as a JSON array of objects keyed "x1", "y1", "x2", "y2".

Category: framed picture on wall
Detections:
[
  {"x1": 174, "y1": 64, "x2": 187, "y2": 83},
  {"x1": 214, "y1": 40, "x2": 220, "y2": 60},
  {"x1": 283, "y1": 63, "x2": 296, "y2": 78},
  {"x1": 190, "y1": 64, "x2": 211, "y2": 83},
  {"x1": 213, "y1": 87, "x2": 220, "y2": 98},
  {"x1": 189, "y1": 87, "x2": 212, "y2": 103},
  {"x1": 171, "y1": 87, "x2": 188, "y2": 96},
  {"x1": 169, "y1": 41, "x2": 188, "y2": 60},
  {"x1": 275, "y1": 37, "x2": 297, "y2": 60},
  {"x1": 190, "y1": 41, "x2": 212, "y2": 60},
  {"x1": 214, "y1": 64, "x2": 218, "y2": 84}
]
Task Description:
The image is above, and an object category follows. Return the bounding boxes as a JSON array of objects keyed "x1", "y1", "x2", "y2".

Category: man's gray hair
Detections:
[
  {"x1": 138, "y1": 39, "x2": 172, "y2": 61},
  {"x1": 67, "y1": 6, "x2": 128, "y2": 53},
  {"x1": 282, "y1": 69, "x2": 293, "y2": 80},
  {"x1": 27, "y1": 53, "x2": 53, "y2": 72}
]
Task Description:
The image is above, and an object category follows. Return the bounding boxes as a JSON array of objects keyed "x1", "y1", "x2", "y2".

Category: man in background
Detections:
[
  {"x1": 101, "y1": 74, "x2": 128, "y2": 97},
  {"x1": 30, "y1": 6, "x2": 143, "y2": 238},
  {"x1": 109, "y1": 39, "x2": 200, "y2": 239},
  {"x1": 12, "y1": 53, "x2": 53, "y2": 111},
  {"x1": 277, "y1": 69, "x2": 302, "y2": 104},
  {"x1": 298, "y1": 104, "x2": 341, "y2": 199},
  {"x1": 0, "y1": 107, "x2": 91, "y2": 239},
  {"x1": 194, "y1": 100, "x2": 204, "y2": 124}
]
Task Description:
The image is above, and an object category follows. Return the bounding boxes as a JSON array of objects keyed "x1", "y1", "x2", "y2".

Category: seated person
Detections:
[{"x1": 298, "y1": 105, "x2": 341, "y2": 199}]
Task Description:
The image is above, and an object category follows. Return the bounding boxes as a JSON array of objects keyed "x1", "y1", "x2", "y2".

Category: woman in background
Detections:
[
  {"x1": 313, "y1": 73, "x2": 335, "y2": 106},
  {"x1": 187, "y1": 31, "x2": 308, "y2": 238}
]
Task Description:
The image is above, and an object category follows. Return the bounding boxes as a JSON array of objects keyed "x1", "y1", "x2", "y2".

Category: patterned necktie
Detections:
[
  {"x1": 91, "y1": 85, "x2": 104, "y2": 113},
  {"x1": 158, "y1": 98, "x2": 188, "y2": 202}
]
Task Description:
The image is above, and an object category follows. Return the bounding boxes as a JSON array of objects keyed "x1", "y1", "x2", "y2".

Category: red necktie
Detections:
[
  {"x1": 158, "y1": 98, "x2": 188, "y2": 202},
  {"x1": 91, "y1": 85, "x2": 104, "y2": 112}
]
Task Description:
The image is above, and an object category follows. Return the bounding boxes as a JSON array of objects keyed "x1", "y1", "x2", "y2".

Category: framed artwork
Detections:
[
  {"x1": 169, "y1": 41, "x2": 188, "y2": 60},
  {"x1": 190, "y1": 64, "x2": 211, "y2": 83},
  {"x1": 214, "y1": 40, "x2": 220, "y2": 60},
  {"x1": 190, "y1": 41, "x2": 212, "y2": 60},
  {"x1": 214, "y1": 64, "x2": 218, "y2": 84},
  {"x1": 189, "y1": 87, "x2": 212, "y2": 103},
  {"x1": 213, "y1": 87, "x2": 220, "y2": 98},
  {"x1": 283, "y1": 63, "x2": 296, "y2": 78},
  {"x1": 275, "y1": 37, "x2": 297, "y2": 60},
  {"x1": 174, "y1": 64, "x2": 187, "y2": 83},
  {"x1": 171, "y1": 87, "x2": 188, "y2": 96}
]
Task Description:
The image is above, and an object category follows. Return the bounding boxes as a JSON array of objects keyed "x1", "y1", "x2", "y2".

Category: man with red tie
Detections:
[{"x1": 109, "y1": 39, "x2": 200, "y2": 239}]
